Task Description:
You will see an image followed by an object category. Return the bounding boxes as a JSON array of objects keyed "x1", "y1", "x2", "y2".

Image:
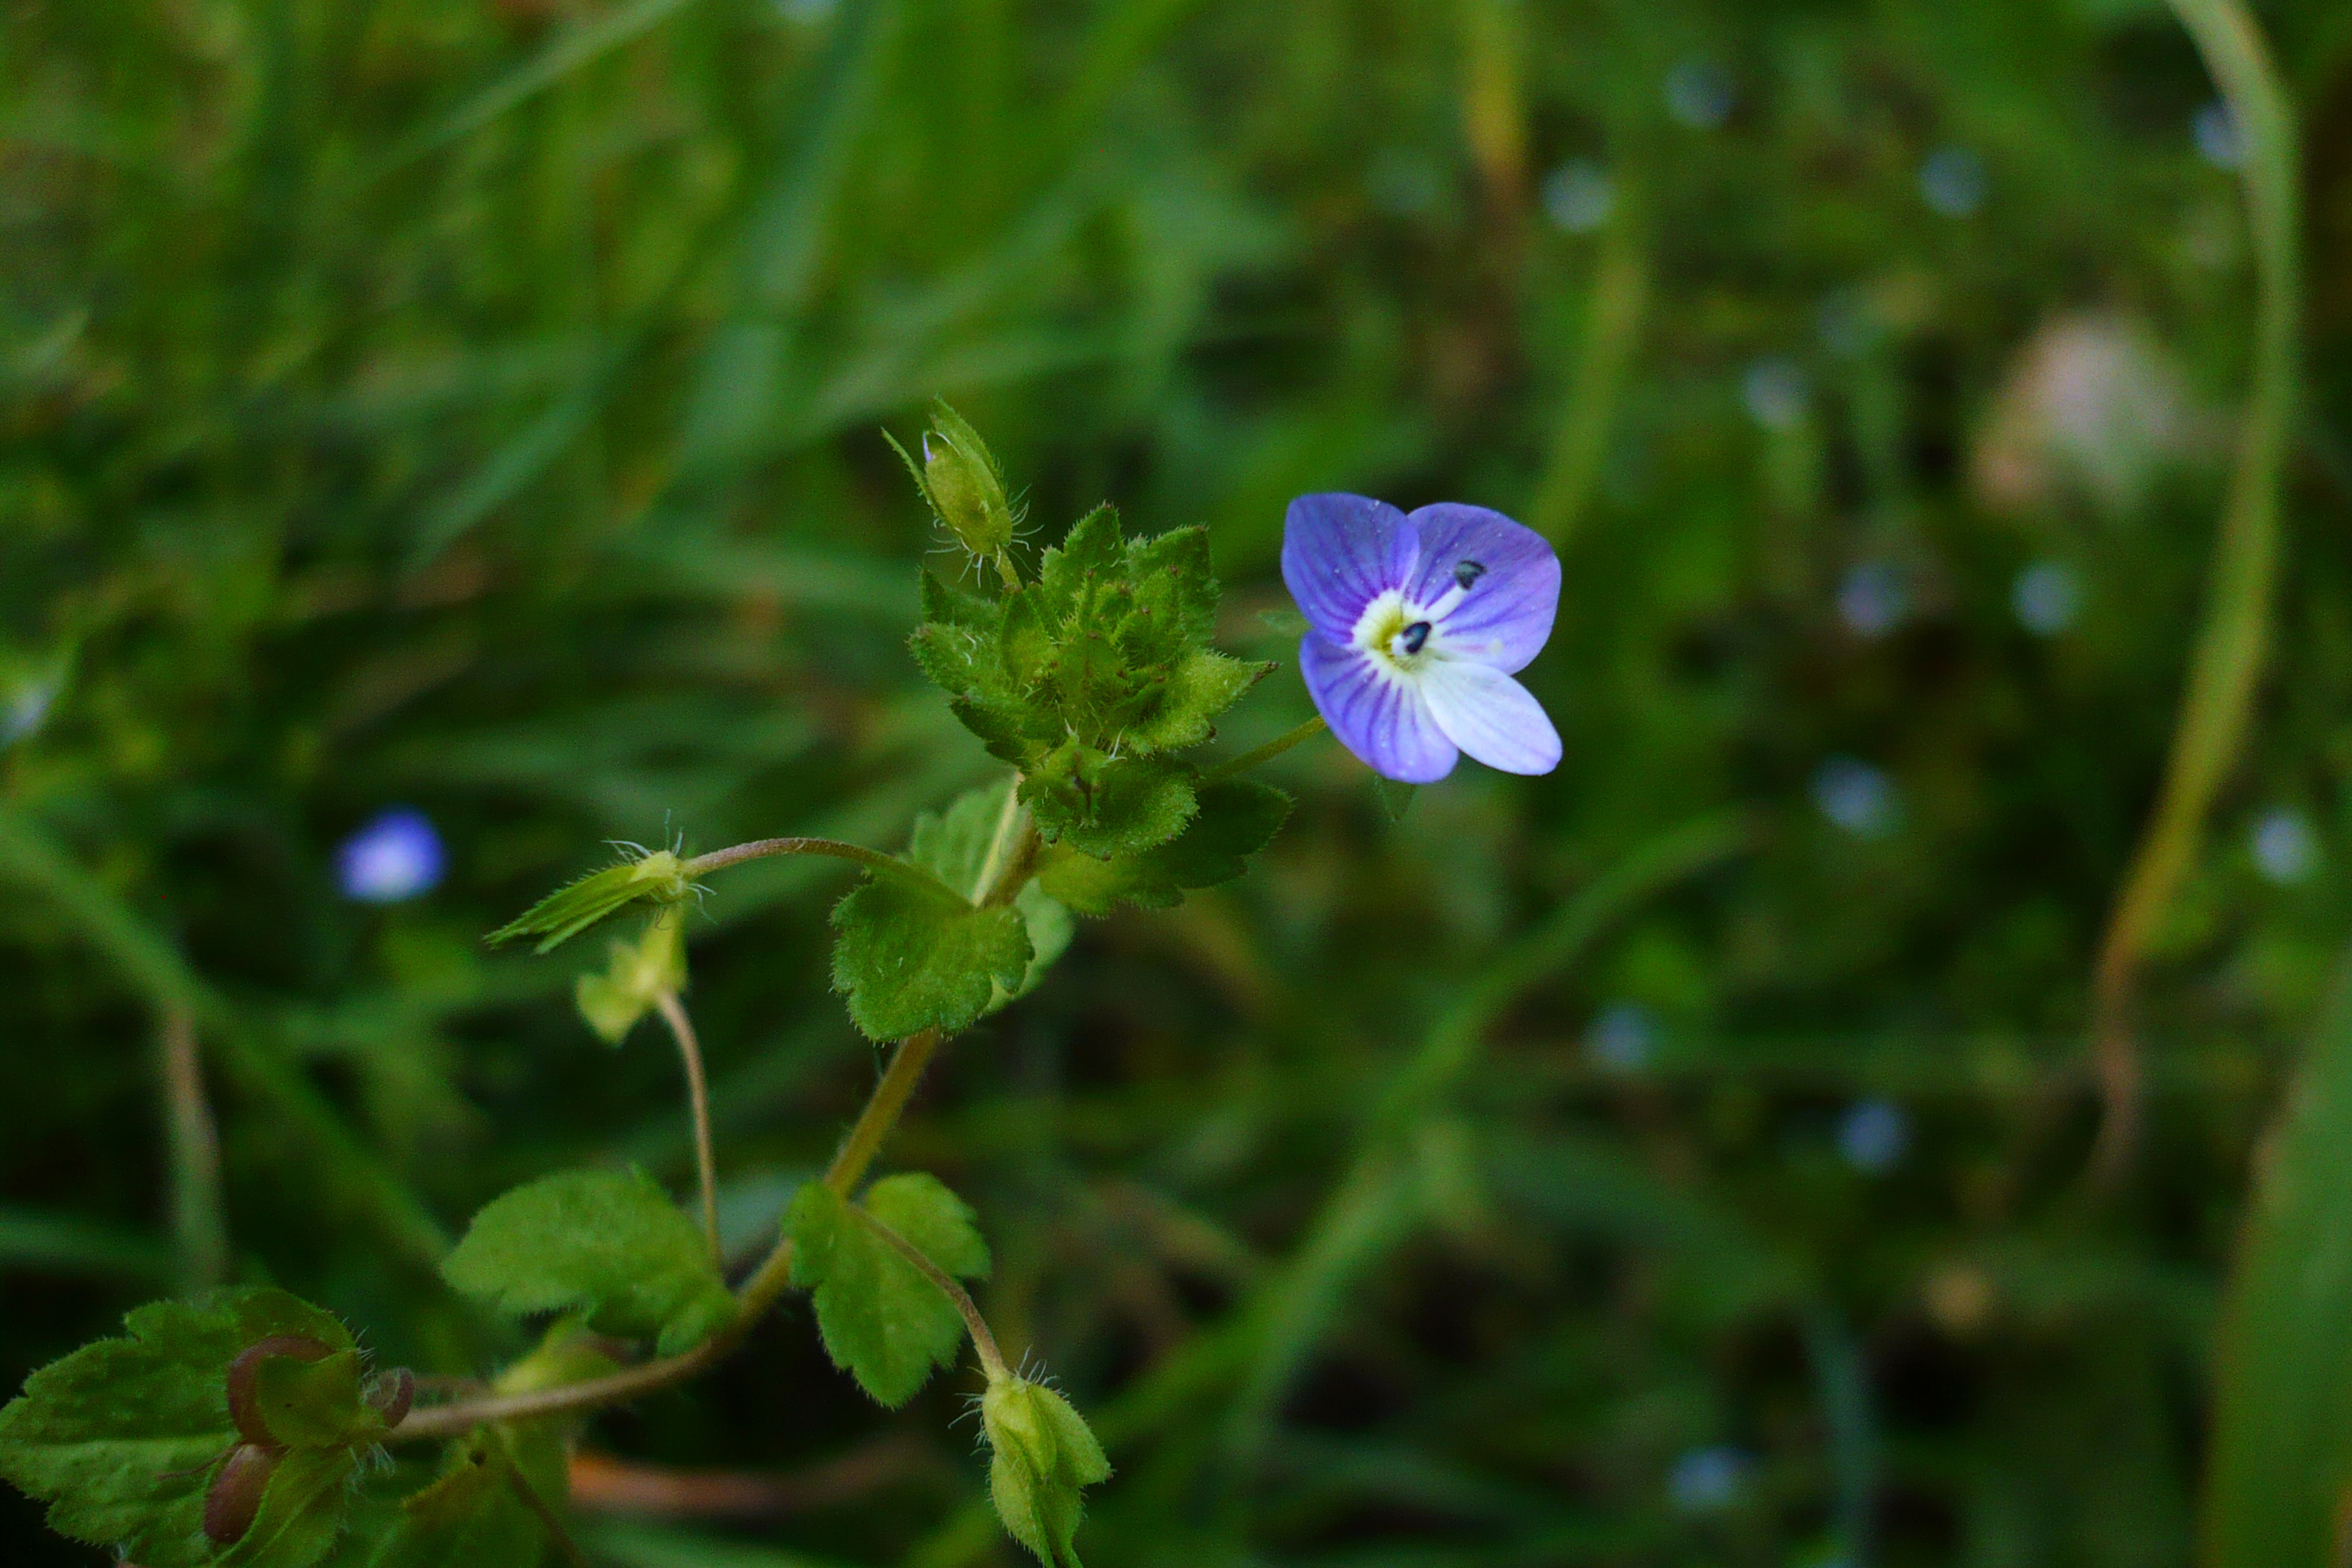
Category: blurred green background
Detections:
[{"x1": 9, "y1": 0, "x2": 2352, "y2": 1563}]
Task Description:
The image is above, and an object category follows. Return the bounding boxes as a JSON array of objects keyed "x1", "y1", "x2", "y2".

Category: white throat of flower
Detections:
[{"x1": 1350, "y1": 564, "x2": 1491, "y2": 677}]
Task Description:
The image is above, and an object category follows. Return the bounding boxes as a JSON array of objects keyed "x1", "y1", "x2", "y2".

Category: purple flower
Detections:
[
  {"x1": 338, "y1": 808, "x2": 446, "y2": 903},
  {"x1": 1282, "y1": 494, "x2": 1562, "y2": 784}
]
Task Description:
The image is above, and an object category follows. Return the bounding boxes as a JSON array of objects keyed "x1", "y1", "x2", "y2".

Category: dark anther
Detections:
[
  {"x1": 1453, "y1": 560, "x2": 1486, "y2": 590},
  {"x1": 1400, "y1": 621, "x2": 1432, "y2": 655}
]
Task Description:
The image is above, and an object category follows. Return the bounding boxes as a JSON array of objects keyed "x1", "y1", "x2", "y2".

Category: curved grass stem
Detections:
[{"x1": 2088, "y1": 0, "x2": 2298, "y2": 1184}]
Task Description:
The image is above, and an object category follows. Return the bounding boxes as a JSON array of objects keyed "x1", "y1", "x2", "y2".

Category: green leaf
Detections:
[
  {"x1": 1023, "y1": 752, "x2": 1198, "y2": 859},
  {"x1": 1037, "y1": 780, "x2": 1292, "y2": 916},
  {"x1": 1125, "y1": 651, "x2": 1269, "y2": 753},
  {"x1": 828, "y1": 875, "x2": 1031, "y2": 1040},
  {"x1": 367, "y1": 1428, "x2": 555, "y2": 1568},
  {"x1": 786, "y1": 1175, "x2": 991, "y2": 1408},
  {"x1": 0, "y1": 1288, "x2": 353, "y2": 1568},
  {"x1": 908, "y1": 495, "x2": 1259, "y2": 864},
  {"x1": 2205, "y1": 945, "x2": 2352, "y2": 1566},
  {"x1": 906, "y1": 778, "x2": 1023, "y2": 902},
  {"x1": 442, "y1": 1170, "x2": 734, "y2": 1357},
  {"x1": 489, "y1": 851, "x2": 695, "y2": 955},
  {"x1": 248, "y1": 1350, "x2": 371, "y2": 1449},
  {"x1": 573, "y1": 911, "x2": 686, "y2": 1044},
  {"x1": 982, "y1": 1377, "x2": 1110, "y2": 1568},
  {"x1": 216, "y1": 1445, "x2": 360, "y2": 1568},
  {"x1": 897, "y1": 778, "x2": 1074, "y2": 1011}
]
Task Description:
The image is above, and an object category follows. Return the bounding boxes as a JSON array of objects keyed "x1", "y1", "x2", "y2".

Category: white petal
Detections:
[{"x1": 1416, "y1": 660, "x2": 1562, "y2": 776}]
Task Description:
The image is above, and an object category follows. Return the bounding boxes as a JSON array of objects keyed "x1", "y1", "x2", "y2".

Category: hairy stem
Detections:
[
  {"x1": 851, "y1": 1205, "x2": 1008, "y2": 1382},
  {"x1": 156, "y1": 1006, "x2": 227, "y2": 1293},
  {"x1": 655, "y1": 990, "x2": 722, "y2": 1269},
  {"x1": 682, "y1": 838, "x2": 969, "y2": 905},
  {"x1": 826, "y1": 1029, "x2": 943, "y2": 1195},
  {"x1": 1203, "y1": 715, "x2": 1328, "y2": 785}
]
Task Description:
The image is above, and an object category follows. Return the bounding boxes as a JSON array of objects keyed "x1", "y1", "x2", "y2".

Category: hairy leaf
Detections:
[
  {"x1": 0, "y1": 1289, "x2": 354, "y2": 1568},
  {"x1": 787, "y1": 1175, "x2": 991, "y2": 1407},
  {"x1": 1037, "y1": 779, "x2": 1291, "y2": 915},
  {"x1": 367, "y1": 1426, "x2": 559, "y2": 1568},
  {"x1": 442, "y1": 1170, "x2": 733, "y2": 1356},
  {"x1": 489, "y1": 851, "x2": 695, "y2": 955},
  {"x1": 829, "y1": 875, "x2": 1031, "y2": 1040}
]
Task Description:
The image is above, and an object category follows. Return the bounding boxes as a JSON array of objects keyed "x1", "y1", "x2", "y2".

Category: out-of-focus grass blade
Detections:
[
  {"x1": 2202, "y1": 943, "x2": 2352, "y2": 1567},
  {"x1": 372, "y1": 0, "x2": 705, "y2": 174},
  {"x1": 1528, "y1": 211, "x2": 1648, "y2": 547},
  {"x1": 406, "y1": 358, "x2": 618, "y2": 574},
  {"x1": 675, "y1": 0, "x2": 903, "y2": 472},
  {"x1": 2088, "y1": 0, "x2": 2300, "y2": 1174},
  {"x1": 1223, "y1": 812, "x2": 1753, "y2": 1465},
  {"x1": 0, "y1": 1207, "x2": 172, "y2": 1283},
  {"x1": 0, "y1": 806, "x2": 449, "y2": 1266}
]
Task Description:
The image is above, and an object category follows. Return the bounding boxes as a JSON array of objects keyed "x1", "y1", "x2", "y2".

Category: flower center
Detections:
[{"x1": 1354, "y1": 592, "x2": 1440, "y2": 672}]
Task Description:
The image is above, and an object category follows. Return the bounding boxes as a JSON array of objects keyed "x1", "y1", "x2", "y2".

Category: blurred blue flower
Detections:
[
  {"x1": 1839, "y1": 1098, "x2": 1909, "y2": 1173},
  {"x1": 1540, "y1": 159, "x2": 1614, "y2": 234},
  {"x1": 1367, "y1": 149, "x2": 1443, "y2": 217},
  {"x1": 1919, "y1": 147, "x2": 1985, "y2": 217},
  {"x1": 2251, "y1": 808, "x2": 2318, "y2": 885},
  {"x1": 1670, "y1": 1446, "x2": 1750, "y2": 1511},
  {"x1": 1664, "y1": 60, "x2": 1733, "y2": 129},
  {"x1": 1814, "y1": 756, "x2": 1897, "y2": 838},
  {"x1": 2, "y1": 680, "x2": 54, "y2": 746},
  {"x1": 1588, "y1": 1002, "x2": 1655, "y2": 1071},
  {"x1": 2194, "y1": 100, "x2": 2243, "y2": 170},
  {"x1": 1816, "y1": 289, "x2": 1880, "y2": 359},
  {"x1": 1743, "y1": 358, "x2": 1808, "y2": 430},
  {"x1": 1838, "y1": 561, "x2": 1906, "y2": 639},
  {"x1": 338, "y1": 808, "x2": 446, "y2": 904},
  {"x1": 2012, "y1": 560, "x2": 2081, "y2": 635}
]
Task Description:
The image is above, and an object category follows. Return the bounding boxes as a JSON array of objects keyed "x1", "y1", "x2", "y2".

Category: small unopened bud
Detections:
[
  {"x1": 203, "y1": 1442, "x2": 280, "y2": 1545},
  {"x1": 889, "y1": 400, "x2": 1018, "y2": 564},
  {"x1": 224, "y1": 1335, "x2": 333, "y2": 1453},
  {"x1": 982, "y1": 1376, "x2": 1109, "y2": 1567}
]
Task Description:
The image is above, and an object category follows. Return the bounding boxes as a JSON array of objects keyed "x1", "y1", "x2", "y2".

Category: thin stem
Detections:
[
  {"x1": 826, "y1": 1028, "x2": 942, "y2": 1194},
  {"x1": 388, "y1": 1018, "x2": 945, "y2": 1442},
  {"x1": 682, "y1": 838, "x2": 969, "y2": 905},
  {"x1": 992, "y1": 548, "x2": 1021, "y2": 593},
  {"x1": 1202, "y1": 715, "x2": 1328, "y2": 785},
  {"x1": 156, "y1": 1006, "x2": 227, "y2": 1293},
  {"x1": 850, "y1": 1205, "x2": 1008, "y2": 1383},
  {"x1": 505, "y1": 1453, "x2": 590, "y2": 1568},
  {"x1": 655, "y1": 990, "x2": 722, "y2": 1269},
  {"x1": 391, "y1": 1228, "x2": 804, "y2": 1442}
]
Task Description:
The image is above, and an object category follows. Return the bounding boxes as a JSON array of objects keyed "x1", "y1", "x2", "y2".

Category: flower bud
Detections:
[
  {"x1": 890, "y1": 401, "x2": 1018, "y2": 564},
  {"x1": 224, "y1": 1334, "x2": 333, "y2": 1453},
  {"x1": 202, "y1": 1442, "x2": 280, "y2": 1545},
  {"x1": 982, "y1": 1375, "x2": 1109, "y2": 1567}
]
